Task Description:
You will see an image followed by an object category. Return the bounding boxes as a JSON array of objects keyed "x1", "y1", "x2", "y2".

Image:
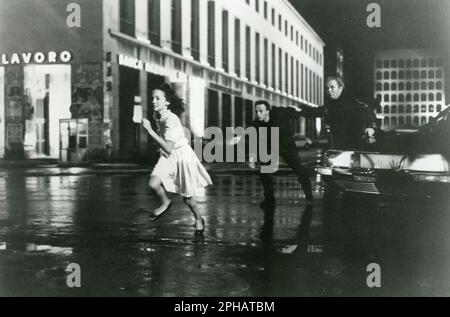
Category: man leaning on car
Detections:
[{"x1": 300, "y1": 76, "x2": 378, "y2": 150}]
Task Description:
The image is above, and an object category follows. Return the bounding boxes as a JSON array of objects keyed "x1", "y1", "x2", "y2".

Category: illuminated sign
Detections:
[
  {"x1": 118, "y1": 54, "x2": 187, "y2": 81},
  {"x1": 0, "y1": 51, "x2": 72, "y2": 65}
]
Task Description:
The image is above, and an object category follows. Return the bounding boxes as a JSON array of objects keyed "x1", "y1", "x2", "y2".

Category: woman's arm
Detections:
[{"x1": 142, "y1": 119, "x2": 175, "y2": 155}]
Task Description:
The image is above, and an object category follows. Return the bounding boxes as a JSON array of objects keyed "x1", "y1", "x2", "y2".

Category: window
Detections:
[
  {"x1": 421, "y1": 70, "x2": 427, "y2": 78},
  {"x1": 171, "y1": 0, "x2": 182, "y2": 54},
  {"x1": 429, "y1": 105, "x2": 434, "y2": 112},
  {"x1": 291, "y1": 25, "x2": 294, "y2": 41},
  {"x1": 271, "y1": 44, "x2": 276, "y2": 88},
  {"x1": 421, "y1": 59, "x2": 427, "y2": 67},
  {"x1": 399, "y1": 60, "x2": 404, "y2": 68},
  {"x1": 148, "y1": 0, "x2": 161, "y2": 45},
  {"x1": 384, "y1": 94, "x2": 390, "y2": 102},
  {"x1": 376, "y1": 72, "x2": 382, "y2": 80},
  {"x1": 301, "y1": 64, "x2": 304, "y2": 98},
  {"x1": 399, "y1": 83, "x2": 404, "y2": 90},
  {"x1": 391, "y1": 60, "x2": 397, "y2": 68},
  {"x1": 413, "y1": 70, "x2": 419, "y2": 79},
  {"x1": 285, "y1": 20, "x2": 288, "y2": 37},
  {"x1": 406, "y1": 82, "x2": 412, "y2": 91},
  {"x1": 190, "y1": 0, "x2": 200, "y2": 60},
  {"x1": 234, "y1": 19, "x2": 241, "y2": 76},
  {"x1": 120, "y1": 0, "x2": 135, "y2": 36},
  {"x1": 383, "y1": 60, "x2": 389, "y2": 68},
  {"x1": 399, "y1": 94, "x2": 404, "y2": 102},
  {"x1": 406, "y1": 105, "x2": 412, "y2": 113},
  {"x1": 413, "y1": 82, "x2": 419, "y2": 90},
  {"x1": 437, "y1": 70, "x2": 443, "y2": 78},
  {"x1": 278, "y1": 14, "x2": 282, "y2": 31},
  {"x1": 406, "y1": 94, "x2": 411, "y2": 102},
  {"x1": 264, "y1": 38, "x2": 268, "y2": 86},
  {"x1": 429, "y1": 70, "x2": 434, "y2": 78},
  {"x1": 384, "y1": 83, "x2": 389, "y2": 91},
  {"x1": 429, "y1": 93, "x2": 434, "y2": 101},
  {"x1": 285, "y1": 52, "x2": 289, "y2": 93},
  {"x1": 399, "y1": 105, "x2": 404, "y2": 113},
  {"x1": 437, "y1": 93, "x2": 442, "y2": 101},
  {"x1": 406, "y1": 70, "x2": 412, "y2": 79},
  {"x1": 413, "y1": 93, "x2": 419, "y2": 102},
  {"x1": 428, "y1": 59, "x2": 435, "y2": 67},
  {"x1": 413, "y1": 105, "x2": 419, "y2": 113},
  {"x1": 384, "y1": 117, "x2": 390, "y2": 126},
  {"x1": 296, "y1": 31, "x2": 299, "y2": 46},
  {"x1": 391, "y1": 71, "x2": 397, "y2": 80},
  {"x1": 392, "y1": 94, "x2": 397, "y2": 102},
  {"x1": 296, "y1": 60, "x2": 299, "y2": 97},
  {"x1": 406, "y1": 59, "x2": 412, "y2": 68},
  {"x1": 421, "y1": 117, "x2": 427, "y2": 125},
  {"x1": 406, "y1": 116, "x2": 412, "y2": 126},
  {"x1": 428, "y1": 81, "x2": 434, "y2": 90},
  {"x1": 207, "y1": 1, "x2": 215, "y2": 66},
  {"x1": 421, "y1": 82, "x2": 427, "y2": 90},
  {"x1": 255, "y1": 0, "x2": 259, "y2": 12},
  {"x1": 391, "y1": 105, "x2": 397, "y2": 113},
  {"x1": 263, "y1": 1, "x2": 267, "y2": 19},
  {"x1": 437, "y1": 104, "x2": 442, "y2": 112},
  {"x1": 222, "y1": 10, "x2": 229, "y2": 72},
  {"x1": 437, "y1": 82, "x2": 443, "y2": 90},
  {"x1": 271, "y1": 8, "x2": 275, "y2": 25},
  {"x1": 279, "y1": 48, "x2": 282, "y2": 91},
  {"x1": 376, "y1": 83, "x2": 382, "y2": 91},
  {"x1": 291, "y1": 56, "x2": 294, "y2": 95},
  {"x1": 392, "y1": 117, "x2": 397, "y2": 126},
  {"x1": 413, "y1": 59, "x2": 419, "y2": 67},
  {"x1": 421, "y1": 105, "x2": 427, "y2": 113},
  {"x1": 399, "y1": 71, "x2": 404, "y2": 79},
  {"x1": 421, "y1": 93, "x2": 427, "y2": 101},
  {"x1": 384, "y1": 71, "x2": 389, "y2": 79},
  {"x1": 245, "y1": 26, "x2": 251, "y2": 79},
  {"x1": 255, "y1": 32, "x2": 260, "y2": 82},
  {"x1": 301, "y1": 35, "x2": 303, "y2": 50},
  {"x1": 399, "y1": 117, "x2": 404, "y2": 126}
]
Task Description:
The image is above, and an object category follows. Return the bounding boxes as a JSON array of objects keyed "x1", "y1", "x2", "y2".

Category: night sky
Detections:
[{"x1": 288, "y1": 0, "x2": 450, "y2": 102}]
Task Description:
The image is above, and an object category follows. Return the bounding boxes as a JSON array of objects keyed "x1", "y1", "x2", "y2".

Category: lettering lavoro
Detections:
[{"x1": 0, "y1": 51, "x2": 72, "y2": 65}]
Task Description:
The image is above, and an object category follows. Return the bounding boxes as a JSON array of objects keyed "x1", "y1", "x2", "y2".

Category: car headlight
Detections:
[
  {"x1": 400, "y1": 154, "x2": 449, "y2": 172},
  {"x1": 323, "y1": 151, "x2": 354, "y2": 168}
]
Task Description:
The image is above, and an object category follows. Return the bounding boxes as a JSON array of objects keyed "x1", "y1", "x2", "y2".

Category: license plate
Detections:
[
  {"x1": 317, "y1": 167, "x2": 332, "y2": 176},
  {"x1": 354, "y1": 175, "x2": 376, "y2": 182}
]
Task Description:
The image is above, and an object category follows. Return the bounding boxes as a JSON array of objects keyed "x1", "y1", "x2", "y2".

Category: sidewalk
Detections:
[
  {"x1": 0, "y1": 148, "x2": 322, "y2": 176},
  {"x1": 0, "y1": 160, "x2": 318, "y2": 177}
]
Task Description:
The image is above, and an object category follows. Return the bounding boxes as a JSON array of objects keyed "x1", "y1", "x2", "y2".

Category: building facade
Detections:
[
  {"x1": 374, "y1": 49, "x2": 447, "y2": 131},
  {"x1": 0, "y1": 0, "x2": 325, "y2": 162}
]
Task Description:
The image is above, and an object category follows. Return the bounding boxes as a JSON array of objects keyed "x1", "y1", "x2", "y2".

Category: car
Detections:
[
  {"x1": 317, "y1": 106, "x2": 450, "y2": 200},
  {"x1": 294, "y1": 135, "x2": 313, "y2": 149}
]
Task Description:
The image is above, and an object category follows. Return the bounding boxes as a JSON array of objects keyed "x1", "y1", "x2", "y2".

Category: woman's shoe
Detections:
[
  {"x1": 195, "y1": 218, "x2": 205, "y2": 234},
  {"x1": 149, "y1": 201, "x2": 172, "y2": 222}
]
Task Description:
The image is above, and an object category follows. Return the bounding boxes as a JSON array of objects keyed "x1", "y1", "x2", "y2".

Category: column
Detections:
[
  {"x1": 199, "y1": 0, "x2": 208, "y2": 65},
  {"x1": 135, "y1": 0, "x2": 149, "y2": 42},
  {"x1": 181, "y1": 0, "x2": 192, "y2": 58},
  {"x1": 160, "y1": 0, "x2": 172, "y2": 50}
]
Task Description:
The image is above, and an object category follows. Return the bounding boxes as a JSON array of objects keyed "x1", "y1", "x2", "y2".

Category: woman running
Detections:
[{"x1": 142, "y1": 83, "x2": 212, "y2": 233}]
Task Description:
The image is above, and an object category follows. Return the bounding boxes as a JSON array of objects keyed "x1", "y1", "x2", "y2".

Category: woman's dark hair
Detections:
[{"x1": 154, "y1": 83, "x2": 185, "y2": 117}]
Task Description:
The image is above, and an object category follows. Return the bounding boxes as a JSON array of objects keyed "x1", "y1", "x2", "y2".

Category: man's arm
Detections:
[{"x1": 282, "y1": 104, "x2": 327, "y2": 118}]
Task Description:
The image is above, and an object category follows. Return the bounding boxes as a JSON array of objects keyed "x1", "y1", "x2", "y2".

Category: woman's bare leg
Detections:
[
  {"x1": 183, "y1": 197, "x2": 204, "y2": 230},
  {"x1": 148, "y1": 176, "x2": 171, "y2": 215}
]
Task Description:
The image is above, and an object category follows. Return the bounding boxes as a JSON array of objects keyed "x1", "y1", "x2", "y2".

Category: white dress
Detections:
[{"x1": 151, "y1": 110, "x2": 213, "y2": 197}]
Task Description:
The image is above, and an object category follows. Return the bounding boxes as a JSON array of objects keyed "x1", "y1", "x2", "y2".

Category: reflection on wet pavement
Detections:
[{"x1": 0, "y1": 172, "x2": 450, "y2": 296}]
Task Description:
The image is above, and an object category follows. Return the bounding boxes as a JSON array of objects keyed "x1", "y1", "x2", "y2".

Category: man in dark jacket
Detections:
[
  {"x1": 249, "y1": 100, "x2": 314, "y2": 207},
  {"x1": 300, "y1": 77, "x2": 378, "y2": 149}
]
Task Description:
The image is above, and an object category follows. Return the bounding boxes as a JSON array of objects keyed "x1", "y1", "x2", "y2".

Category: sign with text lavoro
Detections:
[{"x1": 0, "y1": 51, "x2": 73, "y2": 65}]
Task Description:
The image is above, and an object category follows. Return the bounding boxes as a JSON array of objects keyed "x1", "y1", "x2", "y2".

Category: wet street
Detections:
[{"x1": 1, "y1": 170, "x2": 450, "y2": 297}]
